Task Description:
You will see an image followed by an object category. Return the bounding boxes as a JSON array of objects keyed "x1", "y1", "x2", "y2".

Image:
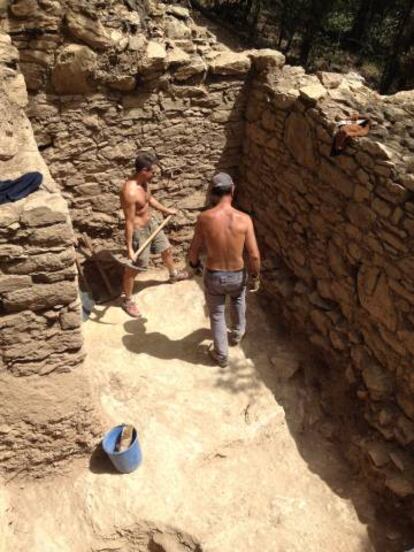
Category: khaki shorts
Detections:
[{"x1": 132, "y1": 218, "x2": 171, "y2": 270}]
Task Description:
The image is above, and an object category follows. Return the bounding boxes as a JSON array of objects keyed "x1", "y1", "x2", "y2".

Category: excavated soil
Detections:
[{"x1": 0, "y1": 270, "x2": 407, "y2": 551}]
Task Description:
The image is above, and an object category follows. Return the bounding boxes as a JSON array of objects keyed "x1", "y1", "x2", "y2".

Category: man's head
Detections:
[
  {"x1": 135, "y1": 151, "x2": 158, "y2": 182},
  {"x1": 211, "y1": 172, "x2": 234, "y2": 201}
]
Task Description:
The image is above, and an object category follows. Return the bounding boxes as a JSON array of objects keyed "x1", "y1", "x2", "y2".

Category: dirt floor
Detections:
[{"x1": 0, "y1": 270, "x2": 408, "y2": 551}]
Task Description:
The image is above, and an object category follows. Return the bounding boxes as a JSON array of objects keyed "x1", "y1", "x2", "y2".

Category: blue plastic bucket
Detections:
[{"x1": 102, "y1": 424, "x2": 142, "y2": 474}]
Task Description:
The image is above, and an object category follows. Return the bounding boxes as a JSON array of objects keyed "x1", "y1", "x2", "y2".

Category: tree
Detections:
[{"x1": 380, "y1": 0, "x2": 414, "y2": 92}]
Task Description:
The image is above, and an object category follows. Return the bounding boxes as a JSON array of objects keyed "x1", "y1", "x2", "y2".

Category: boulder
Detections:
[
  {"x1": 273, "y1": 88, "x2": 300, "y2": 109},
  {"x1": 9, "y1": 0, "x2": 38, "y2": 17},
  {"x1": 166, "y1": 5, "x2": 190, "y2": 19},
  {"x1": 20, "y1": 191, "x2": 68, "y2": 227},
  {"x1": 167, "y1": 46, "x2": 190, "y2": 66},
  {"x1": 66, "y1": 11, "x2": 112, "y2": 51},
  {"x1": 317, "y1": 71, "x2": 344, "y2": 89},
  {"x1": 3, "y1": 281, "x2": 78, "y2": 313},
  {"x1": 128, "y1": 34, "x2": 146, "y2": 52},
  {"x1": 51, "y1": 44, "x2": 97, "y2": 95},
  {"x1": 0, "y1": 202, "x2": 21, "y2": 227},
  {"x1": 300, "y1": 83, "x2": 327, "y2": 103},
  {"x1": 0, "y1": 275, "x2": 31, "y2": 294},
  {"x1": 173, "y1": 55, "x2": 207, "y2": 81},
  {"x1": 209, "y1": 51, "x2": 251, "y2": 76},
  {"x1": 249, "y1": 49, "x2": 285, "y2": 72},
  {"x1": 164, "y1": 16, "x2": 191, "y2": 40},
  {"x1": 140, "y1": 40, "x2": 167, "y2": 75},
  {"x1": 105, "y1": 74, "x2": 136, "y2": 92}
]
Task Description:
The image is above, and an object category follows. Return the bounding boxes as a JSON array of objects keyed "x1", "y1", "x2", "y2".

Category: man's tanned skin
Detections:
[
  {"x1": 189, "y1": 173, "x2": 260, "y2": 366},
  {"x1": 188, "y1": 194, "x2": 260, "y2": 274},
  {"x1": 121, "y1": 152, "x2": 187, "y2": 318},
  {"x1": 121, "y1": 169, "x2": 176, "y2": 261}
]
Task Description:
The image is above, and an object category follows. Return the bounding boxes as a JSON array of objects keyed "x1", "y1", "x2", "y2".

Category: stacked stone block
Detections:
[
  {"x1": 2, "y1": 0, "x2": 255, "y2": 257},
  {"x1": 0, "y1": 30, "x2": 98, "y2": 476},
  {"x1": 0, "y1": 192, "x2": 83, "y2": 376},
  {"x1": 239, "y1": 64, "x2": 414, "y2": 502}
]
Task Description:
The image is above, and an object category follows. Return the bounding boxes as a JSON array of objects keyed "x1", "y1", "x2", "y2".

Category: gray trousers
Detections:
[{"x1": 204, "y1": 269, "x2": 247, "y2": 362}]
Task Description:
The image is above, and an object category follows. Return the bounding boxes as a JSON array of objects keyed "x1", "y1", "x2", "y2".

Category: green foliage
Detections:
[{"x1": 193, "y1": 0, "x2": 414, "y2": 93}]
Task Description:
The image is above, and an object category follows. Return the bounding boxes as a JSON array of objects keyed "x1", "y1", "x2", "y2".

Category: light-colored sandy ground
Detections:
[{"x1": 0, "y1": 270, "x2": 386, "y2": 551}]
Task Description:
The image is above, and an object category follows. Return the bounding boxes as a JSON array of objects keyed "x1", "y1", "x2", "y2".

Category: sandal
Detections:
[
  {"x1": 168, "y1": 269, "x2": 191, "y2": 283},
  {"x1": 122, "y1": 298, "x2": 143, "y2": 319}
]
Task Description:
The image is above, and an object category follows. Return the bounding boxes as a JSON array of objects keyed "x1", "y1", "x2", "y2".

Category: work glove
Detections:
[
  {"x1": 188, "y1": 259, "x2": 204, "y2": 277},
  {"x1": 248, "y1": 274, "x2": 261, "y2": 293}
]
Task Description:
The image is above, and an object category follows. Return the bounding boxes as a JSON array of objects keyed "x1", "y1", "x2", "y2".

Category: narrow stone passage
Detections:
[{"x1": 0, "y1": 270, "x2": 398, "y2": 551}]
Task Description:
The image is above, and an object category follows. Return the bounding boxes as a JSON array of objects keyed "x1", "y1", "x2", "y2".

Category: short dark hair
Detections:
[
  {"x1": 211, "y1": 186, "x2": 232, "y2": 197},
  {"x1": 135, "y1": 151, "x2": 157, "y2": 173}
]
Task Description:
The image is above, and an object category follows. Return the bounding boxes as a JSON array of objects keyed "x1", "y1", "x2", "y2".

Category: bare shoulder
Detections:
[
  {"x1": 121, "y1": 180, "x2": 142, "y2": 203},
  {"x1": 232, "y1": 207, "x2": 252, "y2": 225},
  {"x1": 197, "y1": 210, "x2": 210, "y2": 225}
]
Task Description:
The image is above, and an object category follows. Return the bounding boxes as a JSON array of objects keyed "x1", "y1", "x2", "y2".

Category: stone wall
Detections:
[
  {"x1": 2, "y1": 0, "x2": 254, "y2": 257},
  {"x1": 238, "y1": 64, "x2": 414, "y2": 502},
  {"x1": 3, "y1": 0, "x2": 414, "y2": 504},
  {"x1": 0, "y1": 31, "x2": 98, "y2": 475}
]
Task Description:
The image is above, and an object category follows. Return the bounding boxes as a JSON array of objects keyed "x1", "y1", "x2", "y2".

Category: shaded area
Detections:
[
  {"x1": 183, "y1": 273, "x2": 414, "y2": 551},
  {"x1": 123, "y1": 321, "x2": 212, "y2": 366},
  {"x1": 240, "y1": 292, "x2": 414, "y2": 552},
  {"x1": 89, "y1": 443, "x2": 119, "y2": 475}
]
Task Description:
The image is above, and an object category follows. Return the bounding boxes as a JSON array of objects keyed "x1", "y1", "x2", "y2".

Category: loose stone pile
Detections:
[{"x1": 239, "y1": 63, "x2": 414, "y2": 507}]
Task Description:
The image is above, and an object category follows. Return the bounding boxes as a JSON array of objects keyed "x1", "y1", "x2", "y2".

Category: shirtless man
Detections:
[
  {"x1": 188, "y1": 172, "x2": 261, "y2": 367},
  {"x1": 121, "y1": 151, "x2": 189, "y2": 318}
]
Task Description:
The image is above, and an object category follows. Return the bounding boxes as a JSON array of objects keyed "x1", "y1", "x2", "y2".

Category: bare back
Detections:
[{"x1": 199, "y1": 205, "x2": 254, "y2": 271}]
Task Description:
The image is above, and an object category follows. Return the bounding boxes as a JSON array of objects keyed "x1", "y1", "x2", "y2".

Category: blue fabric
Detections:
[{"x1": 0, "y1": 171, "x2": 42, "y2": 205}]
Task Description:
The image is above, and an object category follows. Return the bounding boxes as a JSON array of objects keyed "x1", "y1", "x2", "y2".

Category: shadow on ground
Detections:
[
  {"x1": 123, "y1": 320, "x2": 212, "y2": 366},
  {"x1": 236, "y1": 292, "x2": 414, "y2": 552},
  {"x1": 89, "y1": 443, "x2": 119, "y2": 475},
  {"x1": 169, "y1": 275, "x2": 413, "y2": 552}
]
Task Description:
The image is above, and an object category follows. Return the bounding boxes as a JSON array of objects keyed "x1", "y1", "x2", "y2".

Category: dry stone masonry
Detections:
[
  {"x1": 1, "y1": 0, "x2": 257, "y2": 255},
  {"x1": 0, "y1": 30, "x2": 98, "y2": 476},
  {"x1": 1, "y1": 0, "x2": 414, "y2": 518},
  {"x1": 238, "y1": 64, "x2": 414, "y2": 506}
]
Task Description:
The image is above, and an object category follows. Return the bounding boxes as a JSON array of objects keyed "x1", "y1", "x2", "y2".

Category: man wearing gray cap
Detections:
[{"x1": 188, "y1": 172, "x2": 261, "y2": 367}]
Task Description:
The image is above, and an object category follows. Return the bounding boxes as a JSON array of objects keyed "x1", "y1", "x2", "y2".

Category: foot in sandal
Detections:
[{"x1": 122, "y1": 298, "x2": 143, "y2": 318}]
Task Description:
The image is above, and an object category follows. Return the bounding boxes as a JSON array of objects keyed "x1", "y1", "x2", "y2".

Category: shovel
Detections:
[{"x1": 108, "y1": 214, "x2": 174, "y2": 270}]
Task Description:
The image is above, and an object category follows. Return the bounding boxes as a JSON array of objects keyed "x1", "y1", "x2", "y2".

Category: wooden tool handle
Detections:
[{"x1": 132, "y1": 214, "x2": 173, "y2": 262}]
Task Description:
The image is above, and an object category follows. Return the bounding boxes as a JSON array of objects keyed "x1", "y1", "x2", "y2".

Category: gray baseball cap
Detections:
[{"x1": 212, "y1": 172, "x2": 234, "y2": 192}]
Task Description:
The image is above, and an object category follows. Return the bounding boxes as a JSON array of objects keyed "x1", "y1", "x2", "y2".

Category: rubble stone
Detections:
[
  {"x1": 66, "y1": 11, "x2": 112, "y2": 51},
  {"x1": 51, "y1": 44, "x2": 97, "y2": 94},
  {"x1": 0, "y1": 28, "x2": 96, "y2": 477}
]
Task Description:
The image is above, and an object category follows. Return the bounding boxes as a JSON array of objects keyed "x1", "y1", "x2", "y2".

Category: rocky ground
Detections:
[{"x1": 0, "y1": 269, "x2": 409, "y2": 551}]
